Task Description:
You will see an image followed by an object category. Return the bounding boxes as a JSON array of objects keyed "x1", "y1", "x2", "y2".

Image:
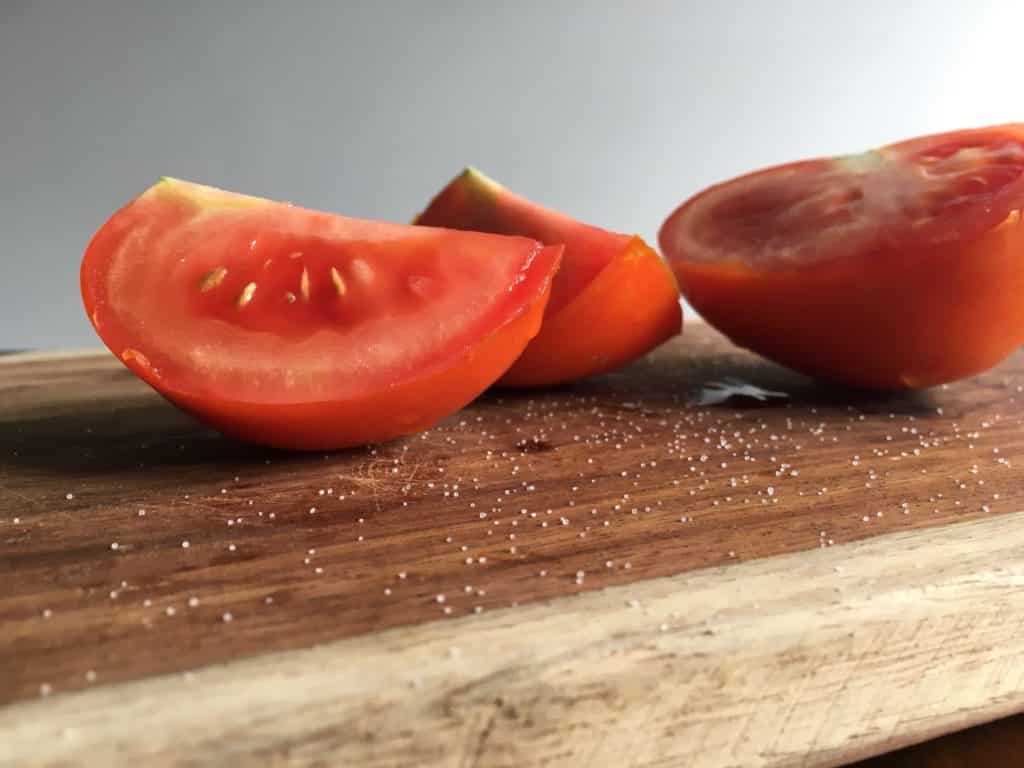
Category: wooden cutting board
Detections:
[{"x1": 3, "y1": 322, "x2": 1024, "y2": 767}]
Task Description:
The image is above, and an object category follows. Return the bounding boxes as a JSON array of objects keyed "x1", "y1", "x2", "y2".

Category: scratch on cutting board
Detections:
[
  {"x1": 465, "y1": 700, "x2": 500, "y2": 768},
  {"x1": 332, "y1": 454, "x2": 432, "y2": 512}
]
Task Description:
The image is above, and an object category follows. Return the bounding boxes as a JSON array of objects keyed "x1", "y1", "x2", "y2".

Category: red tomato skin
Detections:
[
  {"x1": 416, "y1": 169, "x2": 682, "y2": 387},
  {"x1": 498, "y1": 236, "x2": 682, "y2": 387},
  {"x1": 660, "y1": 125, "x2": 1024, "y2": 389},
  {"x1": 82, "y1": 180, "x2": 562, "y2": 450},
  {"x1": 670, "y1": 214, "x2": 1024, "y2": 389}
]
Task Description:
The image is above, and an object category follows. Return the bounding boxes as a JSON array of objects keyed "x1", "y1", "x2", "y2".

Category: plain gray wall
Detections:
[{"x1": 2, "y1": 0, "x2": 1021, "y2": 348}]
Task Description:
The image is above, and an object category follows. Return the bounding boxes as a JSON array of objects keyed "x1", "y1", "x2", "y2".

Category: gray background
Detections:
[{"x1": 2, "y1": 0, "x2": 1020, "y2": 348}]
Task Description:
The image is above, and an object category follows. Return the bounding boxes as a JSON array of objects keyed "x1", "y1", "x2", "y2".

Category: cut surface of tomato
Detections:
[
  {"x1": 416, "y1": 168, "x2": 682, "y2": 386},
  {"x1": 82, "y1": 178, "x2": 561, "y2": 449},
  {"x1": 660, "y1": 124, "x2": 1024, "y2": 389}
]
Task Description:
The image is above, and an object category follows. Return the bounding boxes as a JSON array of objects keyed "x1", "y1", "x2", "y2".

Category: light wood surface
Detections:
[
  {"x1": 3, "y1": 511, "x2": 1024, "y2": 767},
  {"x1": 3, "y1": 323, "x2": 1024, "y2": 765}
]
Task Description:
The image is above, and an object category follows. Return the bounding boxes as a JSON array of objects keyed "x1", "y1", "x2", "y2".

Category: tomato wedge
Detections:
[
  {"x1": 416, "y1": 168, "x2": 682, "y2": 387},
  {"x1": 660, "y1": 124, "x2": 1024, "y2": 389},
  {"x1": 81, "y1": 178, "x2": 562, "y2": 450}
]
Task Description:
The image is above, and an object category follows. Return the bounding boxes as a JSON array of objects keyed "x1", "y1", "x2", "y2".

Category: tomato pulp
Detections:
[
  {"x1": 660, "y1": 125, "x2": 1024, "y2": 389},
  {"x1": 82, "y1": 178, "x2": 562, "y2": 449},
  {"x1": 416, "y1": 169, "x2": 682, "y2": 387}
]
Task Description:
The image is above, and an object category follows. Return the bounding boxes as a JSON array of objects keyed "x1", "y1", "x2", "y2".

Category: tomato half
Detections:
[
  {"x1": 416, "y1": 169, "x2": 682, "y2": 387},
  {"x1": 81, "y1": 178, "x2": 562, "y2": 450},
  {"x1": 659, "y1": 124, "x2": 1024, "y2": 389}
]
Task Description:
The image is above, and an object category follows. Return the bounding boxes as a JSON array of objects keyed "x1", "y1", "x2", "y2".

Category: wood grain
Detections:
[
  {"x1": 3, "y1": 323, "x2": 1024, "y2": 764},
  {"x1": 2, "y1": 324, "x2": 1024, "y2": 703},
  {"x1": 3, "y1": 511, "x2": 1024, "y2": 767}
]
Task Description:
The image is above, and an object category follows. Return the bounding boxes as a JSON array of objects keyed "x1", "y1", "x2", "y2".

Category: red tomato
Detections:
[
  {"x1": 659, "y1": 124, "x2": 1024, "y2": 389},
  {"x1": 416, "y1": 169, "x2": 682, "y2": 387},
  {"x1": 81, "y1": 178, "x2": 562, "y2": 450}
]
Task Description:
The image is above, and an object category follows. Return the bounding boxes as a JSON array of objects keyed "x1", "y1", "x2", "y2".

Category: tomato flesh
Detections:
[
  {"x1": 660, "y1": 125, "x2": 1024, "y2": 389},
  {"x1": 417, "y1": 168, "x2": 682, "y2": 386},
  {"x1": 82, "y1": 178, "x2": 561, "y2": 449}
]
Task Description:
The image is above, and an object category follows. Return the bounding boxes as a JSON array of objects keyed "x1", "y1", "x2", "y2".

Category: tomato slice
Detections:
[
  {"x1": 82, "y1": 178, "x2": 561, "y2": 449},
  {"x1": 416, "y1": 169, "x2": 682, "y2": 387},
  {"x1": 659, "y1": 124, "x2": 1024, "y2": 389}
]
